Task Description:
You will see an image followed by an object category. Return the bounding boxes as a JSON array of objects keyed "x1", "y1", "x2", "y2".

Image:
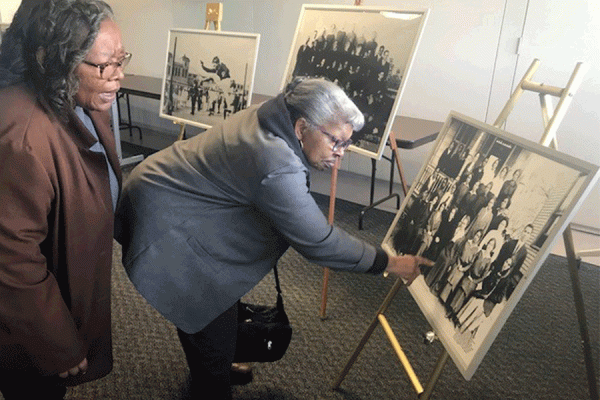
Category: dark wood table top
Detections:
[
  {"x1": 120, "y1": 75, "x2": 162, "y2": 100},
  {"x1": 391, "y1": 115, "x2": 443, "y2": 149}
]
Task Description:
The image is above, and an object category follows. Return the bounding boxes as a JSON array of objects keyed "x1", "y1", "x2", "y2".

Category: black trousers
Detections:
[
  {"x1": 0, "y1": 370, "x2": 67, "y2": 400},
  {"x1": 177, "y1": 301, "x2": 239, "y2": 400}
]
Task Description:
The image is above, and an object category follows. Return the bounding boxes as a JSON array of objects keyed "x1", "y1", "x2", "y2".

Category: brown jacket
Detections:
[{"x1": 0, "y1": 84, "x2": 121, "y2": 384}]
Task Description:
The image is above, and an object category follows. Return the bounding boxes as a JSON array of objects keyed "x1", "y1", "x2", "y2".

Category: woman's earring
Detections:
[{"x1": 300, "y1": 140, "x2": 304, "y2": 149}]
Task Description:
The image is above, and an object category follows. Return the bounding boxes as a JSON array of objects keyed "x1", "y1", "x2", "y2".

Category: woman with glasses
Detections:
[
  {"x1": 0, "y1": 0, "x2": 127, "y2": 398},
  {"x1": 116, "y1": 77, "x2": 432, "y2": 399}
]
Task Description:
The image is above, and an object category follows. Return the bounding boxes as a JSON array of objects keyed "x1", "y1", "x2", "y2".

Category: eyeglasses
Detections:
[
  {"x1": 315, "y1": 126, "x2": 353, "y2": 152},
  {"x1": 82, "y1": 52, "x2": 132, "y2": 78}
]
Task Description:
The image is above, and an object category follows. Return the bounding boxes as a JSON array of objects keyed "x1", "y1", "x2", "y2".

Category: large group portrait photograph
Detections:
[
  {"x1": 382, "y1": 112, "x2": 599, "y2": 380},
  {"x1": 280, "y1": 5, "x2": 428, "y2": 159},
  {"x1": 159, "y1": 29, "x2": 260, "y2": 129}
]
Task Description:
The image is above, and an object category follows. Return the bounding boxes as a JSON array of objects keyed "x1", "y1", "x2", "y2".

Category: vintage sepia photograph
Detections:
[
  {"x1": 280, "y1": 5, "x2": 428, "y2": 159},
  {"x1": 159, "y1": 29, "x2": 260, "y2": 129},
  {"x1": 382, "y1": 111, "x2": 599, "y2": 380}
]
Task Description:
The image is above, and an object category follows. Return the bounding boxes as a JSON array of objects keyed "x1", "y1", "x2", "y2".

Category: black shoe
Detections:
[{"x1": 230, "y1": 363, "x2": 253, "y2": 386}]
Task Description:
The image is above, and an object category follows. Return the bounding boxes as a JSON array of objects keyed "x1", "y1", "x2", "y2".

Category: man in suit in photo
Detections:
[{"x1": 490, "y1": 223, "x2": 534, "y2": 298}]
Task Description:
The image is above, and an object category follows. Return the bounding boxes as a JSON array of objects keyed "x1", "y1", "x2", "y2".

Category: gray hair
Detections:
[
  {"x1": 0, "y1": 0, "x2": 113, "y2": 121},
  {"x1": 284, "y1": 77, "x2": 365, "y2": 132}
]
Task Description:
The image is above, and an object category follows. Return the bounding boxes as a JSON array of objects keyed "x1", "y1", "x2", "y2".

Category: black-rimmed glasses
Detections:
[
  {"x1": 83, "y1": 52, "x2": 132, "y2": 78},
  {"x1": 315, "y1": 126, "x2": 353, "y2": 152}
]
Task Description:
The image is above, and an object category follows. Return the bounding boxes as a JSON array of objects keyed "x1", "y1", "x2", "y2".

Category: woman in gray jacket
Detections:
[{"x1": 116, "y1": 78, "x2": 431, "y2": 399}]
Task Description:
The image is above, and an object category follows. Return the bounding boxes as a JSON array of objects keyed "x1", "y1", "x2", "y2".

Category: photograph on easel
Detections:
[
  {"x1": 280, "y1": 4, "x2": 428, "y2": 159},
  {"x1": 159, "y1": 29, "x2": 260, "y2": 129},
  {"x1": 382, "y1": 111, "x2": 599, "y2": 380}
]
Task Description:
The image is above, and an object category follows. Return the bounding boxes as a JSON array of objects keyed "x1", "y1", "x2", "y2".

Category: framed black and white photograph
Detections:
[
  {"x1": 382, "y1": 111, "x2": 599, "y2": 380},
  {"x1": 281, "y1": 4, "x2": 428, "y2": 159},
  {"x1": 159, "y1": 29, "x2": 260, "y2": 129}
]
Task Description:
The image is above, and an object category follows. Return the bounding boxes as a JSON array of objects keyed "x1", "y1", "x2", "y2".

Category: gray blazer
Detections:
[{"x1": 116, "y1": 95, "x2": 386, "y2": 334}]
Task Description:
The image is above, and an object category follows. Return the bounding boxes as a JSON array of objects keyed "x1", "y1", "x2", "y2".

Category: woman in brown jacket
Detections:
[{"x1": 0, "y1": 0, "x2": 126, "y2": 398}]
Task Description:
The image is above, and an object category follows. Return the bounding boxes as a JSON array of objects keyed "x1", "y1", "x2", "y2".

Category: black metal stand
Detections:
[
  {"x1": 117, "y1": 92, "x2": 142, "y2": 140},
  {"x1": 359, "y1": 154, "x2": 401, "y2": 230}
]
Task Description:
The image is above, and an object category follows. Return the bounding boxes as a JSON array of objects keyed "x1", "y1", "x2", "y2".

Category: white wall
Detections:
[{"x1": 108, "y1": 0, "x2": 599, "y2": 231}]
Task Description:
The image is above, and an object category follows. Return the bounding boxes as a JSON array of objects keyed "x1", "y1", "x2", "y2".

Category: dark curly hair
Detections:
[{"x1": 0, "y1": 0, "x2": 113, "y2": 121}]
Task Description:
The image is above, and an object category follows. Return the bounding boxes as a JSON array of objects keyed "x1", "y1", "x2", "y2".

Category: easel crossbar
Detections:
[
  {"x1": 333, "y1": 278, "x2": 428, "y2": 396},
  {"x1": 332, "y1": 277, "x2": 405, "y2": 390},
  {"x1": 378, "y1": 313, "x2": 424, "y2": 394},
  {"x1": 520, "y1": 80, "x2": 564, "y2": 97}
]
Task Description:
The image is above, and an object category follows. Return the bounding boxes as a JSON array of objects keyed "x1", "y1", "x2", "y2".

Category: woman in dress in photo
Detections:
[
  {"x1": 416, "y1": 199, "x2": 447, "y2": 256},
  {"x1": 439, "y1": 228, "x2": 483, "y2": 304},
  {"x1": 481, "y1": 156, "x2": 499, "y2": 186},
  {"x1": 429, "y1": 214, "x2": 471, "y2": 285},
  {"x1": 480, "y1": 216, "x2": 509, "y2": 264},
  {"x1": 448, "y1": 236, "x2": 497, "y2": 322},
  {"x1": 490, "y1": 165, "x2": 509, "y2": 198},
  {"x1": 456, "y1": 257, "x2": 515, "y2": 338},
  {"x1": 466, "y1": 196, "x2": 496, "y2": 240}
]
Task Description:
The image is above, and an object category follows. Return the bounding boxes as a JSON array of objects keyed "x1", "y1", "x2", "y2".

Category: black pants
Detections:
[
  {"x1": 0, "y1": 371, "x2": 67, "y2": 400},
  {"x1": 177, "y1": 301, "x2": 239, "y2": 400}
]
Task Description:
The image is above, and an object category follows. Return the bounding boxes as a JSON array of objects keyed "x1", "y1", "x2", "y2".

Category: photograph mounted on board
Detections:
[
  {"x1": 159, "y1": 29, "x2": 260, "y2": 129},
  {"x1": 382, "y1": 111, "x2": 599, "y2": 380},
  {"x1": 281, "y1": 4, "x2": 428, "y2": 159}
]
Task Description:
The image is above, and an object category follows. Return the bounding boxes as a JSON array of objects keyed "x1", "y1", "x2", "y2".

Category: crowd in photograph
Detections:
[
  {"x1": 392, "y1": 140, "x2": 534, "y2": 341},
  {"x1": 292, "y1": 24, "x2": 403, "y2": 145}
]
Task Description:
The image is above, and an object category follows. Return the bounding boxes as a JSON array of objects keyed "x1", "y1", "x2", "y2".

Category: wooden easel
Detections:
[
  {"x1": 332, "y1": 58, "x2": 598, "y2": 400},
  {"x1": 319, "y1": 0, "x2": 410, "y2": 319},
  {"x1": 204, "y1": 3, "x2": 222, "y2": 31},
  {"x1": 174, "y1": 3, "x2": 223, "y2": 141}
]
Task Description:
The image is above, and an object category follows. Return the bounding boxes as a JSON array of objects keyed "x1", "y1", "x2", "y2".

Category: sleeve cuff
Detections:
[{"x1": 366, "y1": 247, "x2": 388, "y2": 275}]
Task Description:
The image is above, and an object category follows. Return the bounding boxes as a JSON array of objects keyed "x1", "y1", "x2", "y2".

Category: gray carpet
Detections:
[{"x1": 63, "y1": 191, "x2": 598, "y2": 399}]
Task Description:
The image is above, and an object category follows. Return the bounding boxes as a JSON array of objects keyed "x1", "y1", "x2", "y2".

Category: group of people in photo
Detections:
[
  {"x1": 187, "y1": 78, "x2": 247, "y2": 118},
  {"x1": 163, "y1": 55, "x2": 249, "y2": 122},
  {"x1": 392, "y1": 138, "x2": 534, "y2": 343},
  {"x1": 291, "y1": 23, "x2": 403, "y2": 147}
]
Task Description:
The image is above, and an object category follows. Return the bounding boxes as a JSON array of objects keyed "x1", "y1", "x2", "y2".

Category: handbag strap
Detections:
[
  {"x1": 273, "y1": 265, "x2": 283, "y2": 295},
  {"x1": 273, "y1": 265, "x2": 288, "y2": 316}
]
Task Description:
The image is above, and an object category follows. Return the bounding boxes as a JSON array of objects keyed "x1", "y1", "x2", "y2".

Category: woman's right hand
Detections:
[{"x1": 385, "y1": 255, "x2": 434, "y2": 285}]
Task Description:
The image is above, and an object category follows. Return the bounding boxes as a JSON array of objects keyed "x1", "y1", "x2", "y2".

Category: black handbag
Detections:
[{"x1": 233, "y1": 266, "x2": 292, "y2": 363}]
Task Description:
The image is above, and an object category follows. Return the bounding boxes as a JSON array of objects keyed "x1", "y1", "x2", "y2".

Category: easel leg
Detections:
[
  {"x1": 320, "y1": 158, "x2": 340, "y2": 319},
  {"x1": 320, "y1": 268, "x2": 330, "y2": 319},
  {"x1": 420, "y1": 350, "x2": 450, "y2": 400},
  {"x1": 563, "y1": 225, "x2": 599, "y2": 400},
  {"x1": 388, "y1": 131, "x2": 409, "y2": 197},
  {"x1": 176, "y1": 122, "x2": 186, "y2": 141},
  {"x1": 332, "y1": 278, "x2": 405, "y2": 390},
  {"x1": 378, "y1": 314, "x2": 424, "y2": 395}
]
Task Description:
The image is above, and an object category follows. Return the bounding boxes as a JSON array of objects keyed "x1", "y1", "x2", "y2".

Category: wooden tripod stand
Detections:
[{"x1": 332, "y1": 58, "x2": 597, "y2": 400}]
